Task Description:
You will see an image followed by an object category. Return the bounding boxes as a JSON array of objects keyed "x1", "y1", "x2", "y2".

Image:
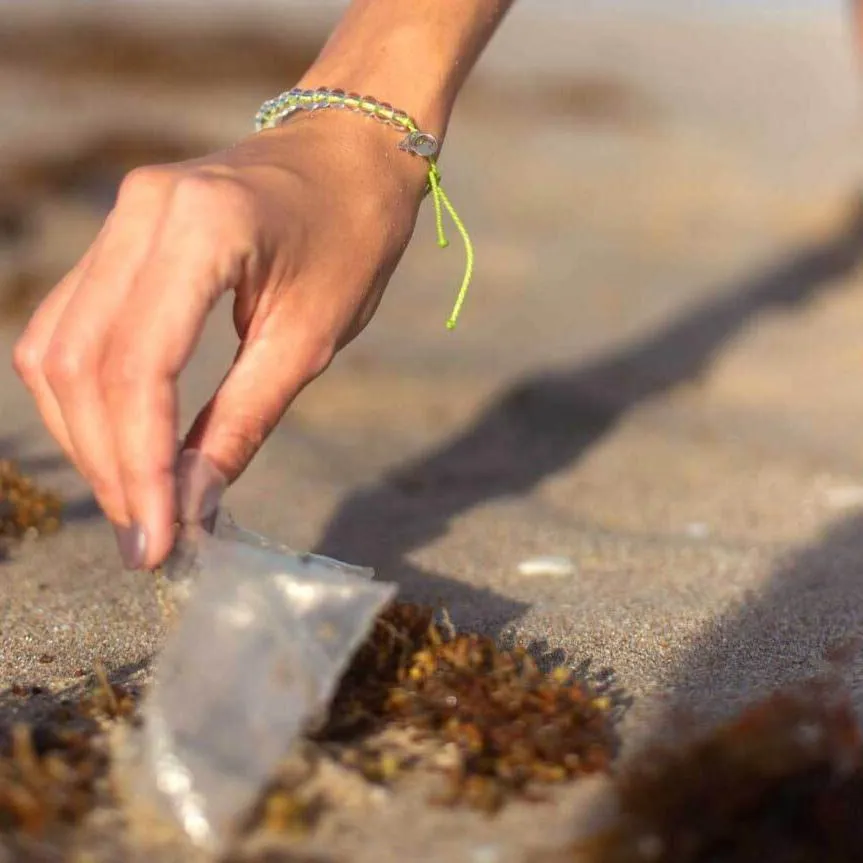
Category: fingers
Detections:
[
  {"x1": 13, "y1": 165, "x2": 231, "y2": 569},
  {"x1": 12, "y1": 145, "x2": 389, "y2": 573},
  {"x1": 176, "y1": 449, "x2": 227, "y2": 527},
  {"x1": 16, "y1": 169, "x2": 176, "y2": 540},
  {"x1": 183, "y1": 308, "x2": 333, "y2": 487},
  {"x1": 13, "y1": 253, "x2": 91, "y2": 462},
  {"x1": 40, "y1": 220, "x2": 161, "y2": 527},
  {"x1": 100, "y1": 180, "x2": 240, "y2": 567}
]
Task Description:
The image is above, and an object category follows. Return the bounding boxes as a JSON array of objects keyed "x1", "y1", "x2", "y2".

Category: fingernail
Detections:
[
  {"x1": 114, "y1": 522, "x2": 147, "y2": 570},
  {"x1": 176, "y1": 449, "x2": 227, "y2": 527}
]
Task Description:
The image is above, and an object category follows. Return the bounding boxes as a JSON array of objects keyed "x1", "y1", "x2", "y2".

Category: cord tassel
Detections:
[{"x1": 428, "y1": 165, "x2": 473, "y2": 330}]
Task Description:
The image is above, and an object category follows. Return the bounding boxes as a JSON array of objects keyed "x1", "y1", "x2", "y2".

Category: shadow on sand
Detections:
[{"x1": 317, "y1": 196, "x2": 863, "y2": 705}]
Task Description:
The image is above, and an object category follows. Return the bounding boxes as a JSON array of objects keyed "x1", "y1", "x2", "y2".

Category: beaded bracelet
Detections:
[{"x1": 255, "y1": 87, "x2": 473, "y2": 330}]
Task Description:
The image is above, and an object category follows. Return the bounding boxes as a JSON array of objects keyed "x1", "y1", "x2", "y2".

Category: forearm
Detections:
[{"x1": 297, "y1": 0, "x2": 514, "y2": 137}]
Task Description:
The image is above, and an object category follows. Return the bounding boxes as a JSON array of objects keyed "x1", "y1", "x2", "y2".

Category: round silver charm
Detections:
[{"x1": 403, "y1": 131, "x2": 439, "y2": 158}]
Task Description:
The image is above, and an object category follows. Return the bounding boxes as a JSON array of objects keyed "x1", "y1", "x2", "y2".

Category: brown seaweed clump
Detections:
[
  {"x1": 318, "y1": 603, "x2": 617, "y2": 812},
  {"x1": 565, "y1": 683, "x2": 863, "y2": 863},
  {"x1": 0, "y1": 21, "x2": 323, "y2": 89},
  {"x1": 0, "y1": 723, "x2": 105, "y2": 836},
  {"x1": 0, "y1": 671, "x2": 137, "y2": 839},
  {"x1": 0, "y1": 460, "x2": 62, "y2": 544}
]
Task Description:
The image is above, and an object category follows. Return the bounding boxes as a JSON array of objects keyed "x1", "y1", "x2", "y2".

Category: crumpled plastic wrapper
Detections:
[{"x1": 131, "y1": 452, "x2": 396, "y2": 853}]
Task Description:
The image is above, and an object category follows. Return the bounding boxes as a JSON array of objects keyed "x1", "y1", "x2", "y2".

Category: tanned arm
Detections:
[{"x1": 298, "y1": 0, "x2": 515, "y2": 137}]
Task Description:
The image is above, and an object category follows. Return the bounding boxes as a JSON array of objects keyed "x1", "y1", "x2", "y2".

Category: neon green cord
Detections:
[
  {"x1": 256, "y1": 87, "x2": 475, "y2": 329},
  {"x1": 428, "y1": 165, "x2": 474, "y2": 330}
]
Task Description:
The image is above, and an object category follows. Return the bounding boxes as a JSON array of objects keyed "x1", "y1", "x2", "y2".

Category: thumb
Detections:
[
  {"x1": 176, "y1": 448, "x2": 227, "y2": 528},
  {"x1": 183, "y1": 325, "x2": 331, "y2": 484}
]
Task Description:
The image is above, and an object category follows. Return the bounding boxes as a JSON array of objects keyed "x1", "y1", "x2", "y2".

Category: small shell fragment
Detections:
[
  {"x1": 471, "y1": 845, "x2": 502, "y2": 863},
  {"x1": 516, "y1": 556, "x2": 575, "y2": 577},
  {"x1": 823, "y1": 485, "x2": 863, "y2": 510}
]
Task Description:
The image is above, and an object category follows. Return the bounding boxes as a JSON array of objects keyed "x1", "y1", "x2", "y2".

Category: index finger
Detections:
[{"x1": 101, "y1": 221, "x2": 229, "y2": 568}]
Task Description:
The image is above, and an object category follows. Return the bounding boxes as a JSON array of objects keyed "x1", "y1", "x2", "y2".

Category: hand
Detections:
[{"x1": 13, "y1": 112, "x2": 429, "y2": 569}]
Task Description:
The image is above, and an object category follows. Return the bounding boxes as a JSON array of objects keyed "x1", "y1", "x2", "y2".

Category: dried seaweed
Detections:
[
  {"x1": 316, "y1": 602, "x2": 617, "y2": 812},
  {"x1": 13, "y1": 604, "x2": 863, "y2": 863},
  {"x1": 0, "y1": 723, "x2": 105, "y2": 836},
  {"x1": 565, "y1": 682, "x2": 863, "y2": 863},
  {"x1": 222, "y1": 850, "x2": 335, "y2": 863},
  {"x1": 0, "y1": 22, "x2": 323, "y2": 88},
  {"x1": 0, "y1": 670, "x2": 136, "y2": 838},
  {"x1": 0, "y1": 461, "x2": 62, "y2": 545}
]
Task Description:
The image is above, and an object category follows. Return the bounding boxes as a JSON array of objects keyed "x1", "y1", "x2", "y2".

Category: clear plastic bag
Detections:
[{"x1": 132, "y1": 452, "x2": 396, "y2": 853}]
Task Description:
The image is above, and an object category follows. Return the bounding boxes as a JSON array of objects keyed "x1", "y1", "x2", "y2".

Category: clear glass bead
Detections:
[
  {"x1": 305, "y1": 87, "x2": 325, "y2": 110},
  {"x1": 359, "y1": 95, "x2": 378, "y2": 115},
  {"x1": 345, "y1": 92, "x2": 362, "y2": 111},
  {"x1": 390, "y1": 109, "x2": 411, "y2": 129},
  {"x1": 329, "y1": 88, "x2": 346, "y2": 108}
]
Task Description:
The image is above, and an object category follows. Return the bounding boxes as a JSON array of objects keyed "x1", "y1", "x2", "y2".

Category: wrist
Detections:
[
  {"x1": 293, "y1": 0, "x2": 512, "y2": 140},
  {"x1": 260, "y1": 107, "x2": 433, "y2": 201},
  {"x1": 296, "y1": 46, "x2": 455, "y2": 142}
]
